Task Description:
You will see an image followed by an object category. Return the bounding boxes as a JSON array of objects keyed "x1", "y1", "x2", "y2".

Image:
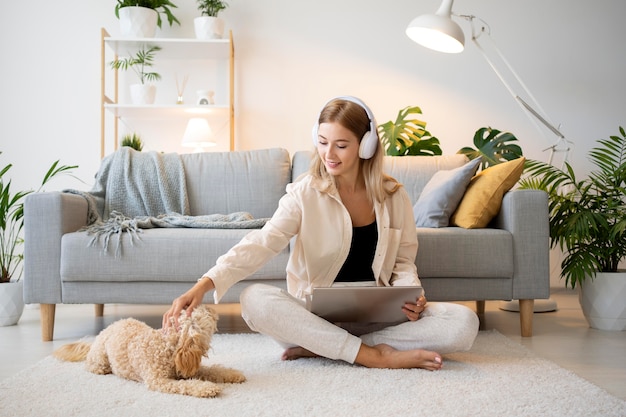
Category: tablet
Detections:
[{"x1": 306, "y1": 286, "x2": 423, "y2": 323}]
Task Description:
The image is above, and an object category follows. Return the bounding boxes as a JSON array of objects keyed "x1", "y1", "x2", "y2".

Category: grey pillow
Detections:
[{"x1": 413, "y1": 158, "x2": 481, "y2": 227}]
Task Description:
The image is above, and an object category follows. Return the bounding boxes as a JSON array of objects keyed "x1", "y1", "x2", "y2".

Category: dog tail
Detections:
[{"x1": 53, "y1": 342, "x2": 92, "y2": 362}]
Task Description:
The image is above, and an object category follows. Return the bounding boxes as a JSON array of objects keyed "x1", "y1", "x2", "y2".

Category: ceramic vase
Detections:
[
  {"x1": 194, "y1": 16, "x2": 225, "y2": 39},
  {"x1": 130, "y1": 84, "x2": 157, "y2": 105},
  {"x1": 579, "y1": 271, "x2": 626, "y2": 331},
  {"x1": 119, "y1": 6, "x2": 158, "y2": 38},
  {"x1": 0, "y1": 281, "x2": 25, "y2": 326}
]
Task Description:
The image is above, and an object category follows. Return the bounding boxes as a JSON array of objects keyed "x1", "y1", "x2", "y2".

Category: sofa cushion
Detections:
[
  {"x1": 450, "y1": 158, "x2": 526, "y2": 229},
  {"x1": 182, "y1": 148, "x2": 291, "y2": 218},
  {"x1": 60, "y1": 229, "x2": 289, "y2": 284},
  {"x1": 412, "y1": 158, "x2": 481, "y2": 227},
  {"x1": 382, "y1": 154, "x2": 469, "y2": 203},
  {"x1": 291, "y1": 152, "x2": 469, "y2": 203}
]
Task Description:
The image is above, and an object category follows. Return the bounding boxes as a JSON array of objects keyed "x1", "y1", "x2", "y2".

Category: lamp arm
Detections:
[{"x1": 460, "y1": 15, "x2": 572, "y2": 164}]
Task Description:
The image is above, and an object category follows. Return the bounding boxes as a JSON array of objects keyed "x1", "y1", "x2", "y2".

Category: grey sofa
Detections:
[{"x1": 24, "y1": 148, "x2": 549, "y2": 341}]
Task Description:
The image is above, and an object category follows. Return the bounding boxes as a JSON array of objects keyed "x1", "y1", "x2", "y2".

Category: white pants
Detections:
[{"x1": 240, "y1": 284, "x2": 480, "y2": 364}]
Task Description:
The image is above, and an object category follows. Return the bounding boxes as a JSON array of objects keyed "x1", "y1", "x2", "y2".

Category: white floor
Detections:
[{"x1": 1, "y1": 288, "x2": 625, "y2": 401}]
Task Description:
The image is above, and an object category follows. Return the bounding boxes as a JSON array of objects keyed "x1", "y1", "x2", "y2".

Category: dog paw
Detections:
[
  {"x1": 226, "y1": 369, "x2": 246, "y2": 384},
  {"x1": 198, "y1": 384, "x2": 223, "y2": 398}
]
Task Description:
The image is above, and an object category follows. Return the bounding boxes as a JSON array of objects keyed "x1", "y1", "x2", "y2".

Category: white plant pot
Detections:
[
  {"x1": 119, "y1": 6, "x2": 158, "y2": 38},
  {"x1": 194, "y1": 16, "x2": 225, "y2": 39},
  {"x1": 130, "y1": 84, "x2": 157, "y2": 105},
  {"x1": 0, "y1": 281, "x2": 25, "y2": 326},
  {"x1": 578, "y1": 271, "x2": 626, "y2": 331}
]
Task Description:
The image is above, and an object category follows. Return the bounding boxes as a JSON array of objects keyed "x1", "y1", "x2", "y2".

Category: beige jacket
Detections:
[{"x1": 208, "y1": 174, "x2": 420, "y2": 303}]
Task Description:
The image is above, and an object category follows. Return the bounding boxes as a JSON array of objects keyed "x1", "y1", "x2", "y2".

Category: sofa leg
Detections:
[
  {"x1": 40, "y1": 304, "x2": 56, "y2": 342},
  {"x1": 95, "y1": 304, "x2": 104, "y2": 317},
  {"x1": 475, "y1": 300, "x2": 485, "y2": 315},
  {"x1": 519, "y1": 299, "x2": 534, "y2": 337},
  {"x1": 475, "y1": 300, "x2": 486, "y2": 330}
]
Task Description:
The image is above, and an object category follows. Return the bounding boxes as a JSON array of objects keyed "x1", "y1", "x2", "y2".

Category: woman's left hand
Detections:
[{"x1": 403, "y1": 295, "x2": 427, "y2": 321}]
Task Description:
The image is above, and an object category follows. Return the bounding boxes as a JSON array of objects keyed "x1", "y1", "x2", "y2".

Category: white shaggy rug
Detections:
[{"x1": 1, "y1": 330, "x2": 624, "y2": 417}]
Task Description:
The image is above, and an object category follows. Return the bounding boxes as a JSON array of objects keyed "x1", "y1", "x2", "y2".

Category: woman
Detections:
[{"x1": 163, "y1": 96, "x2": 479, "y2": 370}]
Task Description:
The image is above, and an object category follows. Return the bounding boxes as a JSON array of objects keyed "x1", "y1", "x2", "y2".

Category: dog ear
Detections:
[{"x1": 174, "y1": 326, "x2": 208, "y2": 378}]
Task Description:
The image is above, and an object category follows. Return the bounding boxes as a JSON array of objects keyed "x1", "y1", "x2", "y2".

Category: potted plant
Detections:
[
  {"x1": 0, "y1": 153, "x2": 76, "y2": 326},
  {"x1": 194, "y1": 0, "x2": 229, "y2": 39},
  {"x1": 121, "y1": 133, "x2": 144, "y2": 151},
  {"x1": 521, "y1": 126, "x2": 626, "y2": 330},
  {"x1": 115, "y1": 0, "x2": 180, "y2": 38},
  {"x1": 110, "y1": 45, "x2": 162, "y2": 105}
]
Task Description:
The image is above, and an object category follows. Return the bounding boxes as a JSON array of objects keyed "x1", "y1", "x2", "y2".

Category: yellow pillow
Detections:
[{"x1": 450, "y1": 157, "x2": 525, "y2": 228}]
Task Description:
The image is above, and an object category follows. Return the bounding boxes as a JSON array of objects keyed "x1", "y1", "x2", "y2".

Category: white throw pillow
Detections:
[{"x1": 413, "y1": 157, "x2": 481, "y2": 227}]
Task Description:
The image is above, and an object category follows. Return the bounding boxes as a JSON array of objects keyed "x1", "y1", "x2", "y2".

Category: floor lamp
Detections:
[{"x1": 406, "y1": 0, "x2": 565, "y2": 312}]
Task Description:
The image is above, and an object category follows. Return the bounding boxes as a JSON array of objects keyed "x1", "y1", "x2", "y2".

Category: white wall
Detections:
[
  {"x1": 2, "y1": 0, "x2": 625, "y2": 189},
  {"x1": 1, "y1": 0, "x2": 625, "y2": 284}
]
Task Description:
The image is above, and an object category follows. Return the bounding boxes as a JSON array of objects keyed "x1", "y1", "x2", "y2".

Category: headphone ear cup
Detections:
[
  {"x1": 358, "y1": 131, "x2": 378, "y2": 159},
  {"x1": 312, "y1": 123, "x2": 319, "y2": 148}
]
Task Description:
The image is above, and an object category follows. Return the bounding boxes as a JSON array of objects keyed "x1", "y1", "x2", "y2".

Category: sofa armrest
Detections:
[
  {"x1": 492, "y1": 189, "x2": 550, "y2": 299},
  {"x1": 23, "y1": 192, "x2": 89, "y2": 304}
]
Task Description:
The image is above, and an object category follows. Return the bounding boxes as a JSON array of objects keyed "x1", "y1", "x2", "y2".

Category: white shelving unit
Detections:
[{"x1": 100, "y1": 28, "x2": 235, "y2": 158}]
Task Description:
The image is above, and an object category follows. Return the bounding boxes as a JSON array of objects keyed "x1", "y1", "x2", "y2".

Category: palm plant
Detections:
[
  {"x1": 115, "y1": 0, "x2": 180, "y2": 28},
  {"x1": 378, "y1": 106, "x2": 442, "y2": 156},
  {"x1": 457, "y1": 127, "x2": 523, "y2": 169},
  {"x1": 110, "y1": 45, "x2": 162, "y2": 85},
  {"x1": 197, "y1": 0, "x2": 229, "y2": 17},
  {"x1": 1, "y1": 154, "x2": 76, "y2": 282},
  {"x1": 519, "y1": 126, "x2": 626, "y2": 288}
]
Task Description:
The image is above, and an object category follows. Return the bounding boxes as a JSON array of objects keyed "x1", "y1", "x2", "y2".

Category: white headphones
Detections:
[{"x1": 311, "y1": 95, "x2": 379, "y2": 159}]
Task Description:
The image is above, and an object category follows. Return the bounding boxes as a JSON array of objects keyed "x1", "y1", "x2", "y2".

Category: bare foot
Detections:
[
  {"x1": 281, "y1": 346, "x2": 320, "y2": 361},
  {"x1": 355, "y1": 343, "x2": 443, "y2": 370}
]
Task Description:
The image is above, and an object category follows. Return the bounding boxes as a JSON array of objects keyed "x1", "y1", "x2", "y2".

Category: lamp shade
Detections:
[
  {"x1": 406, "y1": 0, "x2": 465, "y2": 53},
  {"x1": 181, "y1": 118, "x2": 216, "y2": 151}
]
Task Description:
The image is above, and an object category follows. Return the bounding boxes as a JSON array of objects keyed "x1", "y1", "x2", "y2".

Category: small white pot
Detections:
[
  {"x1": 0, "y1": 281, "x2": 25, "y2": 326},
  {"x1": 130, "y1": 84, "x2": 157, "y2": 105},
  {"x1": 119, "y1": 6, "x2": 158, "y2": 38},
  {"x1": 194, "y1": 16, "x2": 225, "y2": 39},
  {"x1": 578, "y1": 271, "x2": 626, "y2": 331}
]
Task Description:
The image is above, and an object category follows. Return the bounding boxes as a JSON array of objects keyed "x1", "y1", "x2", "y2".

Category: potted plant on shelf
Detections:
[
  {"x1": 194, "y1": 0, "x2": 229, "y2": 39},
  {"x1": 121, "y1": 133, "x2": 144, "y2": 151},
  {"x1": 110, "y1": 45, "x2": 162, "y2": 105},
  {"x1": 520, "y1": 126, "x2": 626, "y2": 330},
  {"x1": 0, "y1": 154, "x2": 76, "y2": 326},
  {"x1": 115, "y1": 0, "x2": 180, "y2": 38}
]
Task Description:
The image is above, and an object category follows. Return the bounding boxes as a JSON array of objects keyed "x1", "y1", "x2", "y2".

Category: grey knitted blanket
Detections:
[{"x1": 66, "y1": 148, "x2": 268, "y2": 255}]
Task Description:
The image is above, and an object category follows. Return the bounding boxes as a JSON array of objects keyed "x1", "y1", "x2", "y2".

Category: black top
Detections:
[{"x1": 334, "y1": 221, "x2": 378, "y2": 283}]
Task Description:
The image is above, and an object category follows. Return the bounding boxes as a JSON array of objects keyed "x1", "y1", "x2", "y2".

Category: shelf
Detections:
[
  {"x1": 104, "y1": 37, "x2": 231, "y2": 60},
  {"x1": 101, "y1": 28, "x2": 235, "y2": 157},
  {"x1": 104, "y1": 103, "x2": 229, "y2": 119}
]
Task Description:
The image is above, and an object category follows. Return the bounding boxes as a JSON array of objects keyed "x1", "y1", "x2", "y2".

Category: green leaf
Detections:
[
  {"x1": 457, "y1": 127, "x2": 523, "y2": 169},
  {"x1": 520, "y1": 126, "x2": 626, "y2": 288},
  {"x1": 378, "y1": 106, "x2": 442, "y2": 156}
]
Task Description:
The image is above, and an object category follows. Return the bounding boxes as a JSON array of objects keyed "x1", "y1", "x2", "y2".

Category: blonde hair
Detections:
[{"x1": 310, "y1": 98, "x2": 400, "y2": 204}]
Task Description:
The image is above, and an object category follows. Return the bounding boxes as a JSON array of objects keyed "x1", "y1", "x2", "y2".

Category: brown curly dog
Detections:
[{"x1": 53, "y1": 305, "x2": 245, "y2": 397}]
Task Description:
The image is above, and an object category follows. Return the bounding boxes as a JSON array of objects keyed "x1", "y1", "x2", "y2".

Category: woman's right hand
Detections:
[{"x1": 162, "y1": 277, "x2": 215, "y2": 331}]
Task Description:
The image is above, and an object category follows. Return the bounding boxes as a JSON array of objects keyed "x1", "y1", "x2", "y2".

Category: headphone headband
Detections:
[{"x1": 311, "y1": 96, "x2": 379, "y2": 159}]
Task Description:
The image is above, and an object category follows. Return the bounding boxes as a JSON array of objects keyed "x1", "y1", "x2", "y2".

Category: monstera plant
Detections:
[
  {"x1": 457, "y1": 127, "x2": 523, "y2": 169},
  {"x1": 378, "y1": 106, "x2": 443, "y2": 157}
]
